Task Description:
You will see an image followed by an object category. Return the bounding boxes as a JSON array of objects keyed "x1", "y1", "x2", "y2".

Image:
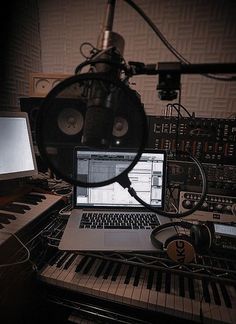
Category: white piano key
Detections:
[
  {"x1": 147, "y1": 270, "x2": 160, "y2": 312},
  {"x1": 77, "y1": 258, "x2": 100, "y2": 294},
  {"x1": 48, "y1": 252, "x2": 71, "y2": 284},
  {"x1": 190, "y1": 278, "x2": 202, "y2": 322},
  {"x1": 93, "y1": 261, "x2": 115, "y2": 298},
  {"x1": 46, "y1": 252, "x2": 65, "y2": 282},
  {"x1": 195, "y1": 278, "x2": 212, "y2": 323},
  {"x1": 208, "y1": 282, "x2": 223, "y2": 323},
  {"x1": 132, "y1": 268, "x2": 148, "y2": 308},
  {"x1": 225, "y1": 284, "x2": 236, "y2": 323},
  {"x1": 0, "y1": 210, "x2": 30, "y2": 233},
  {"x1": 38, "y1": 254, "x2": 236, "y2": 324},
  {"x1": 40, "y1": 253, "x2": 68, "y2": 284},
  {"x1": 90, "y1": 260, "x2": 110, "y2": 297},
  {"x1": 40, "y1": 252, "x2": 65, "y2": 282},
  {"x1": 156, "y1": 272, "x2": 166, "y2": 313},
  {"x1": 165, "y1": 272, "x2": 175, "y2": 316},
  {"x1": 71, "y1": 256, "x2": 91, "y2": 291},
  {"x1": 62, "y1": 255, "x2": 84, "y2": 290},
  {"x1": 182, "y1": 276, "x2": 193, "y2": 321},
  {"x1": 172, "y1": 274, "x2": 186, "y2": 319},
  {"x1": 0, "y1": 193, "x2": 62, "y2": 244},
  {"x1": 122, "y1": 266, "x2": 137, "y2": 304},
  {"x1": 56, "y1": 254, "x2": 78, "y2": 284},
  {"x1": 113, "y1": 264, "x2": 130, "y2": 303},
  {"x1": 216, "y1": 283, "x2": 232, "y2": 323},
  {"x1": 108, "y1": 264, "x2": 127, "y2": 300},
  {"x1": 83, "y1": 259, "x2": 104, "y2": 292},
  {"x1": 136, "y1": 269, "x2": 151, "y2": 309}
]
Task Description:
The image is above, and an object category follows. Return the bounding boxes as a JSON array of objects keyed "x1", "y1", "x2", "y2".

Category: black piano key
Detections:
[
  {"x1": 12, "y1": 203, "x2": 30, "y2": 210},
  {"x1": 17, "y1": 197, "x2": 38, "y2": 205},
  {"x1": 202, "y1": 279, "x2": 211, "y2": 303},
  {"x1": 48, "y1": 251, "x2": 64, "y2": 266},
  {"x1": 0, "y1": 212, "x2": 16, "y2": 220},
  {"x1": 0, "y1": 216, "x2": 11, "y2": 224},
  {"x1": 25, "y1": 194, "x2": 43, "y2": 202},
  {"x1": 83, "y1": 257, "x2": 96, "y2": 274},
  {"x1": 124, "y1": 265, "x2": 134, "y2": 284},
  {"x1": 111, "y1": 263, "x2": 122, "y2": 281},
  {"x1": 102, "y1": 261, "x2": 114, "y2": 279},
  {"x1": 147, "y1": 269, "x2": 154, "y2": 290},
  {"x1": 156, "y1": 270, "x2": 162, "y2": 291},
  {"x1": 75, "y1": 255, "x2": 89, "y2": 273},
  {"x1": 210, "y1": 281, "x2": 221, "y2": 305},
  {"x1": 63, "y1": 253, "x2": 77, "y2": 270},
  {"x1": 188, "y1": 277, "x2": 195, "y2": 300},
  {"x1": 56, "y1": 252, "x2": 71, "y2": 268},
  {"x1": 133, "y1": 267, "x2": 141, "y2": 287},
  {"x1": 28, "y1": 193, "x2": 46, "y2": 200},
  {"x1": 179, "y1": 275, "x2": 185, "y2": 297},
  {"x1": 165, "y1": 272, "x2": 171, "y2": 294},
  {"x1": 1, "y1": 205, "x2": 25, "y2": 214},
  {"x1": 219, "y1": 283, "x2": 232, "y2": 308},
  {"x1": 95, "y1": 260, "x2": 107, "y2": 278}
]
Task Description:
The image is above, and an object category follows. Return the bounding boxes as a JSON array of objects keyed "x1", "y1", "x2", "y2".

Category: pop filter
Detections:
[{"x1": 36, "y1": 73, "x2": 148, "y2": 187}]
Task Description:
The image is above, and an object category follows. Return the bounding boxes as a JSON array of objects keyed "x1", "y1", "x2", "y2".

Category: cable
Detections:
[
  {"x1": 166, "y1": 103, "x2": 183, "y2": 118},
  {"x1": 74, "y1": 58, "x2": 127, "y2": 75},
  {"x1": 119, "y1": 151, "x2": 207, "y2": 219},
  {"x1": 124, "y1": 0, "x2": 189, "y2": 64},
  {"x1": 0, "y1": 231, "x2": 31, "y2": 268},
  {"x1": 124, "y1": 0, "x2": 236, "y2": 82},
  {"x1": 79, "y1": 42, "x2": 98, "y2": 59},
  {"x1": 232, "y1": 204, "x2": 236, "y2": 217},
  {"x1": 172, "y1": 103, "x2": 193, "y2": 118}
]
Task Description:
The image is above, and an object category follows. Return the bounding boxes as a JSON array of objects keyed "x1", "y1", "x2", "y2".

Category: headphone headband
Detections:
[
  {"x1": 150, "y1": 221, "x2": 192, "y2": 249},
  {"x1": 151, "y1": 221, "x2": 212, "y2": 263}
]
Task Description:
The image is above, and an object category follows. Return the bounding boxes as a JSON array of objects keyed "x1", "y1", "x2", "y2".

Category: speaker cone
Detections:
[
  {"x1": 112, "y1": 116, "x2": 128, "y2": 137},
  {"x1": 57, "y1": 108, "x2": 84, "y2": 135}
]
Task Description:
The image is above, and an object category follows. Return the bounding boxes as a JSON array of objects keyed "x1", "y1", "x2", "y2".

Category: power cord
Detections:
[
  {"x1": 124, "y1": 0, "x2": 236, "y2": 82},
  {"x1": 0, "y1": 231, "x2": 31, "y2": 268},
  {"x1": 118, "y1": 151, "x2": 207, "y2": 219}
]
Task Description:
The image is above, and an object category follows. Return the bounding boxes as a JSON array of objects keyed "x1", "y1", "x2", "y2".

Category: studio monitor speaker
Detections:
[{"x1": 20, "y1": 97, "x2": 86, "y2": 174}]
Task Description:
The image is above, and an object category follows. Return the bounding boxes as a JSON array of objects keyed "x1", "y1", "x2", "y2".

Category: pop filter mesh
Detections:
[{"x1": 36, "y1": 73, "x2": 147, "y2": 187}]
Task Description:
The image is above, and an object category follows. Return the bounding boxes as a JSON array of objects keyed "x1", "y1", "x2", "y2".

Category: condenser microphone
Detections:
[
  {"x1": 82, "y1": 100, "x2": 115, "y2": 147},
  {"x1": 81, "y1": 0, "x2": 125, "y2": 148}
]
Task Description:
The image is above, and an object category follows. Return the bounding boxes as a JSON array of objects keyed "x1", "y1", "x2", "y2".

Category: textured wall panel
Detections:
[
  {"x1": 39, "y1": 0, "x2": 236, "y2": 118},
  {"x1": 0, "y1": 0, "x2": 42, "y2": 111}
]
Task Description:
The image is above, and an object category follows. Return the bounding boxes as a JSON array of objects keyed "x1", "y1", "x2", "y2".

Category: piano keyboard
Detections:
[
  {"x1": 39, "y1": 252, "x2": 236, "y2": 323},
  {"x1": 0, "y1": 192, "x2": 63, "y2": 245}
]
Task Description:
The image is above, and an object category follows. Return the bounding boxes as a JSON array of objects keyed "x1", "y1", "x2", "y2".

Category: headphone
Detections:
[{"x1": 150, "y1": 221, "x2": 213, "y2": 263}]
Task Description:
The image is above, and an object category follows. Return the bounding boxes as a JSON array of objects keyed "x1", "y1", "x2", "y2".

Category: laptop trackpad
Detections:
[{"x1": 104, "y1": 231, "x2": 140, "y2": 247}]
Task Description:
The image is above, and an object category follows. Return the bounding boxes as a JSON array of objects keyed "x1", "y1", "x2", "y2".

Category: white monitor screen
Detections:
[{"x1": 0, "y1": 111, "x2": 38, "y2": 180}]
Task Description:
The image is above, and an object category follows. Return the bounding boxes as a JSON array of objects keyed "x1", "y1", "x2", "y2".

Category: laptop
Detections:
[{"x1": 59, "y1": 148, "x2": 172, "y2": 252}]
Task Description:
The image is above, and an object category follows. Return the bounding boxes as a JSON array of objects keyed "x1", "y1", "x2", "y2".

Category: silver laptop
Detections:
[{"x1": 59, "y1": 148, "x2": 171, "y2": 252}]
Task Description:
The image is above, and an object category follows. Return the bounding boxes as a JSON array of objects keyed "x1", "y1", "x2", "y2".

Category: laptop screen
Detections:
[{"x1": 74, "y1": 149, "x2": 166, "y2": 209}]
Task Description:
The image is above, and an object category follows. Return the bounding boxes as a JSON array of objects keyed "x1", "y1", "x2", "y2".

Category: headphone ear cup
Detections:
[
  {"x1": 165, "y1": 234, "x2": 196, "y2": 263},
  {"x1": 190, "y1": 224, "x2": 211, "y2": 254}
]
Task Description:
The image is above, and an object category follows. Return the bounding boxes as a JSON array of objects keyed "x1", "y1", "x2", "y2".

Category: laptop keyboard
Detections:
[{"x1": 79, "y1": 212, "x2": 159, "y2": 229}]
